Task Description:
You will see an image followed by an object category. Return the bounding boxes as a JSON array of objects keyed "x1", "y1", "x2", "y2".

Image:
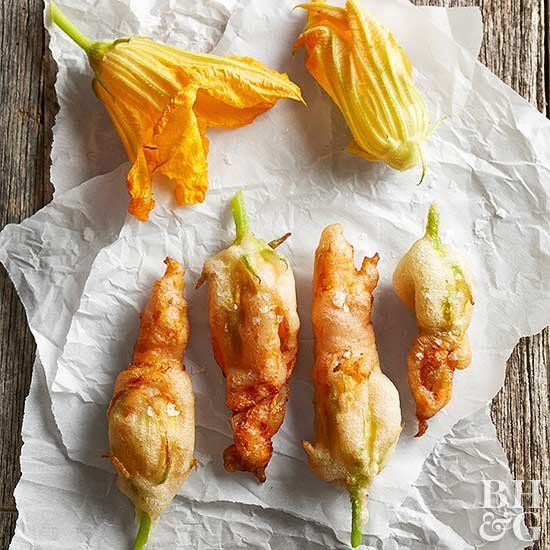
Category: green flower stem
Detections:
[
  {"x1": 350, "y1": 489, "x2": 362, "y2": 548},
  {"x1": 231, "y1": 191, "x2": 250, "y2": 242},
  {"x1": 134, "y1": 511, "x2": 151, "y2": 550},
  {"x1": 48, "y1": 2, "x2": 93, "y2": 53},
  {"x1": 426, "y1": 203, "x2": 439, "y2": 239},
  {"x1": 426, "y1": 203, "x2": 445, "y2": 254}
]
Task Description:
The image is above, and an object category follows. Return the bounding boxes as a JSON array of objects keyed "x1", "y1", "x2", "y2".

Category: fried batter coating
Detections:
[
  {"x1": 107, "y1": 258, "x2": 195, "y2": 548},
  {"x1": 393, "y1": 204, "x2": 474, "y2": 436},
  {"x1": 304, "y1": 224, "x2": 402, "y2": 547},
  {"x1": 199, "y1": 192, "x2": 299, "y2": 481}
]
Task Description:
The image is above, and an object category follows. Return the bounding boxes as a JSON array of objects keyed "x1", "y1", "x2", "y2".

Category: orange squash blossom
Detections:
[{"x1": 48, "y1": 3, "x2": 303, "y2": 220}]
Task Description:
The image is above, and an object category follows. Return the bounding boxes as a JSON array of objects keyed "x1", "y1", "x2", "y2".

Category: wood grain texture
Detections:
[
  {"x1": 418, "y1": 2, "x2": 549, "y2": 547},
  {"x1": 416, "y1": 2, "x2": 549, "y2": 547},
  {"x1": 0, "y1": 0, "x2": 53, "y2": 547},
  {"x1": 492, "y1": 330, "x2": 550, "y2": 548},
  {"x1": 0, "y1": 1, "x2": 548, "y2": 549}
]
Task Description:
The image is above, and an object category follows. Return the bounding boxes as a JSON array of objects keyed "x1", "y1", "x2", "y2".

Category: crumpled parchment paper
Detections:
[{"x1": 1, "y1": 0, "x2": 547, "y2": 547}]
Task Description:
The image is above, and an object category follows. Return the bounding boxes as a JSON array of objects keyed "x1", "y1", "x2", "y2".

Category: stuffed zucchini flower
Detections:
[
  {"x1": 294, "y1": 0, "x2": 436, "y2": 179},
  {"x1": 48, "y1": 3, "x2": 303, "y2": 220},
  {"x1": 107, "y1": 259, "x2": 195, "y2": 549},
  {"x1": 198, "y1": 192, "x2": 299, "y2": 481},
  {"x1": 393, "y1": 204, "x2": 474, "y2": 436},
  {"x1": 304, "y1": 225, "x2": 402, "y2": 547}
]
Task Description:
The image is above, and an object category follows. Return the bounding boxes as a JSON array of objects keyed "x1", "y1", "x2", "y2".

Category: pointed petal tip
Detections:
[
  {"x1": 415, "y1": 418, "x2": 428, "y2": 437},
  {"x1": 128, "y1": 198, "x2": 155, "y2": 222}
]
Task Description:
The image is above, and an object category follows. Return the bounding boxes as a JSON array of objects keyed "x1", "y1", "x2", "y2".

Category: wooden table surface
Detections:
[{"x1": 0, "y1": 1, "x2": 548, "y2": 548}]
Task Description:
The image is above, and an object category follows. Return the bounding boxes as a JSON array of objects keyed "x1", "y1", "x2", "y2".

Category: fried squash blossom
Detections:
[
  {"x1": 305, "y1": 225, "x2": 402, "y2": 547},
  {"x1": 107, "y1": 259, "x2": 195, "y2": 549},
  {"x1": 393, "y1": 204, "x2": 474, "y2": 436},
  {"x1": 198, "y1": 192, "x2": 300, "y2": 481}
]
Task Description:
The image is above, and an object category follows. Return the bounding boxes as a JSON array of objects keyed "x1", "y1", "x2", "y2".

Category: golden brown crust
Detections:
[
  {"x1": 408, "y1": 333, "x2": 471, "y2": 436},
  {"x1": 107, "y1": 257, "x2": 195, "y2": 519},
  {"x1": 393, "y1": 206, "x2": 474, "y2": 435},
  {"x1": 223, "y1": 384, "x2": 289, "y2": 482},
  {"x1": 132, "y1": 258, "x2": 189, "y2": 369},
  {"x1": 304, "y1": 225, "x2": 402, "y2": 524},
  {"x1": 312, "y1": 224, "x2": 380, "y2": 373},
  {"x1": 202, "y1": 235, "x2": 299, "y2": 481}
]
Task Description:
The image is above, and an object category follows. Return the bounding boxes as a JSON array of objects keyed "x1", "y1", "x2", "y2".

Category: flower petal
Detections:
[
  {"x1": 193, "y1": 56, "x2": 303, "y2": 127},
  {"x1": 152, "y1": 87, "x2": 209, "y2": 206},
  {"x1": 295, "y1": 0, "x2": 431, "y2": 173},
  {"x1": 77, "y1": 35, "x2": 302, "y2": 220},
  {"x1": 194, "y1": 90, "x2": 267, "y2": 128},
  {"x1": 127, "y1": 148, "x2": 155, "y2": 221}
]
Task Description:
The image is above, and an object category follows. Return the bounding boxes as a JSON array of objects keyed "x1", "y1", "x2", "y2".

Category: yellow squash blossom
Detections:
[
  {"x1": 294, "y1": 0, "x2": 436, "y2": 179},
  {"x1": 49, "y1": 3, "x2": 303, "y2": 220}
]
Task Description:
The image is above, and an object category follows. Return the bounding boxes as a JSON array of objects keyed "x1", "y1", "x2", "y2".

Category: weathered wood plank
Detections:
[
  {"x1": 492, "y1": 331, "x2": 550, "y2": 549},
  {"x1": 417, "y1": 1, "x2": 549, "y2": 548},
  {"x1": 418, "y1": 0, "x2": 547, "y2": 111},
  {"x1": 479, "y1": 0, "x2": 547, "y2": 113},
  {"x1": 477, "y1": 1, "x2": 549, "y2": 546},
  {"x1": 0, "y1": 513, "x2": 17, "y2": 550},
  {"x1": 0, "y1": 0, "x2": 52, "y2": 548}
]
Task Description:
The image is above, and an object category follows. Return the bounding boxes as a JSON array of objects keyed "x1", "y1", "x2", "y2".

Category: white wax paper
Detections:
[
  {"x1": 11, "y1": 358, "x2": 530, "y2": 549},
  {"x1": 1, "y1": 0, "x2": 547, "y2": 547}
]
